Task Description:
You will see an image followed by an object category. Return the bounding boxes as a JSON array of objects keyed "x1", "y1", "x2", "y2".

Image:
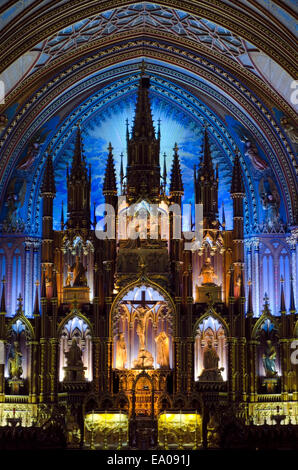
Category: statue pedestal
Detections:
[
  {"x1": 196, "y1": 284, "x2": 221, "y2": 303},
  {"x1": 8, "y1": 379, "x2": 24, "y2": 395},
  {"x1": 262, "y1": 377, "x2": 278, "y2": 393},
  {"x1": 198, "y1": 368, "x2": 224, "y2": 382},
  {"x1": 63, "y1": 286, "x2": 90, "y2": 304},
  {"x1": 63, "y1": 365, "x2": 87, "y2": 383},
  {"x1": 133, "y1": 349, "x2": 154, "y2": 369}
]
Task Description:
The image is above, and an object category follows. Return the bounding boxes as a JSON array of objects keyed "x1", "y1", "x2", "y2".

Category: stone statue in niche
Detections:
[
  {"x1": 259, "y1": 177, "x2": 282, "y2": 230},
  {"x1": 199, "y1": 340, "x2": 224, "y2": 382},
  {"x1": 240, "y1": 135, "x2": 268, "y2": 171},
  {"x1": 155, "y1": 331, "x2": 169, "y2": 368},
  {"x1": 199, "y1": 257, "x2": 217, "y2": 285},
  {"x1": 8, "y1": 341, "x2": 23, "y2": 380},
  {"x1": 64, "y1": 338, "x2": 86, "y2": 382},
  {"x1": 280, "y1": 117, "x2": 298, "y2": 144},
  {"x1": 129, "y1": 303, "x2": 160, "y2": 369},
  {"x1": 71, "y1": 256, "x2": 87, "y2": 287},
  {"x1": 65, "y1": 338, "x2": 84, "y2": 367},
  {"x1": 262, "y1": 340, "x2": 278, "y2": 377},
  {"x1": 115, "y1": 332, "x2": 127, "y2": 369}
]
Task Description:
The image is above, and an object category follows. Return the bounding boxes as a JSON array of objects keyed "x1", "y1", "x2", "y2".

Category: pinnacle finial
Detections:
[
  {"x1": 103, "y1": 144, "x2": 117, "y2": 195},
  {"x1": 231, "y1": 152, "x2": 245, "y2": 194},
  {"x1": 280, "y1": 277, "x2": 286, "y2": 313},
  {"x1": 170, "y1": 144, "x2": 183, "y2": 195},
  {"x1": 0, "y1": 277, "x2": 6, "y2": 313}
]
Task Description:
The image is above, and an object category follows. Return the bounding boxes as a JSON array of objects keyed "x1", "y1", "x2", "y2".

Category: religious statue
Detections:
[
  {"x1": 65, "y1": 265, "x2": 72, "y2": 287},
  {"x1": 199, "y1": 340, "x2": 224, "y2": 382},
  {"x1": 65, "y1": 338, "x2": 84, "y2": 367},
  {"x1": 240, "y1": 135, "x2": 268, "y2": 171},
  {"x1": 115, "y1": 332, "x2": 127, "y2": 369},
  {"x1": 199, "y1": 257, "x2": 217, "y2": 285},
  {"x1": 125, "y1": 301, "x2": 164, "y2": 368},
  {"x1": 71, "y1": 256, "x2": 87, "y2": 287},
  {"x1": 64, "y1": 338, "x2": 86, "y2": 382},
  {"x1": 280, "y1": 117, "x2": 298, "y2": 144},
  {"x1": 260, "y1": 178, "x2": 282, "y2": 230},
  {"x1": 8, "y1": 341, "x2": 23, "y2": 380},
  {"x1": 155, "y1": 331, "x2": 169, "y2": 368},
  {"x1": 262, "y1": 340, "x2": 277, "y2": 377}
]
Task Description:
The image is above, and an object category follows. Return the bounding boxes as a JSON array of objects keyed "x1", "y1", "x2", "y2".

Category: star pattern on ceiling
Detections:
[{"x1": 31, "y1": 3, "x2": 258, "y2": 75}]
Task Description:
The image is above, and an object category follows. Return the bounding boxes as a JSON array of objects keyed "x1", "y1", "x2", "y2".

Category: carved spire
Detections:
[
  {"x1": 131, "y1": 66, "x2": 156, "y2": 141},
  {"x1": 280, "y1": 276, "x2": 286, "y2": 313},
  {"x1": 70, "y1": 124, "x2": 87, "y2": 177},
  {"x1": 201, "y1": 127, "x2": 215, "y2": 177},
  {"x1": 67, "y1": 124, "x2": 91, "y2": 229},
  {"x1": 222, "y1": 201, "x2": 226, "y2": 229},
  {"x1": 103, "y1": 143, "x2": 117, "y2": 195},
  {"x1": 41, "y1": 152, "x2": 56, "y2": 195},
  {"x1": 231, "y1": 153, "x2": 245, "y2": 195},
  {"x1": 289, "y1": 275, "x2": 296, "y2": 313},
  {"x1": 126, "y1": 65, "x2": 161, "y2": 202},
  {"x1": 33, "y1": 281, "x2": 40, "y2": 316},
  {"x1": 169, "y1": 143, "x2": 183, "y2": 195},
  {"x1": 0, "y1": 278, "x2": 6, "y2": 314},
  {"x1": 194, "y1": 127, "x2": 218, "y2": 226}
]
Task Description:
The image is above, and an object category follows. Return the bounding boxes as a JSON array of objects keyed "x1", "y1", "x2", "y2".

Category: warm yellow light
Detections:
[
  {"x1": 85, "y1": 412, "x2": 128, "y2": 426},
  {"x1": 158, "y1": 412, "x2": 201, "y2": 426}
]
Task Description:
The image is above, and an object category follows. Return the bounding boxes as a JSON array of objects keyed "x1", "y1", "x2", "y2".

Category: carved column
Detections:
[
  {"x1": 50, "y1": 338, "x2": 59, "y2": 402},
  {"x1": 39, "y1": 338, "x2": 48, "y2": 403},
  {"x1": 29, "y1": 341, "x2": 38, "y2": 404},
  {"x1": 248, "y1": 340, "x2": 258, "y2": 401},
  {"x1": 93, "y1": 337, "x2": 100, "y2": 394},
  {"x1": 227, "y1": 337, "x2": 236, "y2": 401},
  {"x1": 24, "y1": 239, "x2": 33, "y2": 316},
  {"x1": 186, "y1": 338, "x2": 194, "y2": 394}
]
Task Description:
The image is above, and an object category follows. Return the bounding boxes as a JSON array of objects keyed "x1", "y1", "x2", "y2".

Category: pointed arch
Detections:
[
  {"x1": 252, "y1": 311, "x2": 280, "y2": 340},
  {"x1": 109, "y1": 274, "x2": 176, "y2": 335},
  {"x1": 192, "y1": 306, "x2": 230, "y2": 338},
  {"x1": 6, "y1": 313, "x2": 35, "y2": 340},
  {"x1": 57, "y1": 308, "x2": 94, "y2": 337}
]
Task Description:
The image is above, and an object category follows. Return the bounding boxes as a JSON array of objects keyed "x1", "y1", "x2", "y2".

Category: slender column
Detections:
[
  {"x1": 227, "y1": 338, "x2": 236, "y2": 401},
  {"x1": 29, "y1": 341, "x2": 38, "y2": 404},
  {"x1": 287, "y1": 230, "x2": 298, "y2": 308},
  {"x1": 186, "y1": 338, "x2": 194, "y2": 393},
  {"x1": 248, "y1": 341, "x2": 258, "y2": 401},
  {"x1": 39, "y1": 338, "x2": 48, "y2": 403},
  {"x1": 24, "y1": 240, "x2": 32, "y2": 316},
  {"x1": 93, "y1": 337, "x2": 100, "y2": 393},
  {"x1": 252, "y1": 238, "x2": 260, "y2": 316}
]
